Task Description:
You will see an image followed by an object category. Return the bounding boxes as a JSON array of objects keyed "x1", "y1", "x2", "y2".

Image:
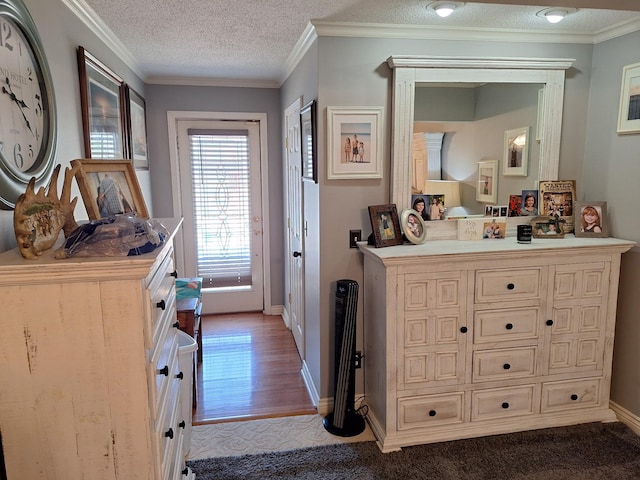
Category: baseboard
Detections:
[
  {"x1": 301, "y1": 360, "x2": 320, "y2": 408},
  {"x1": 280, "y1": 306, "x2": 291, "y2": 329},
  {"x1": 263, "y1": 304, "x2": 284, "y2": 316},
  {"x1": 610, "y1": 401, "x2": 640, "y2": 435}
]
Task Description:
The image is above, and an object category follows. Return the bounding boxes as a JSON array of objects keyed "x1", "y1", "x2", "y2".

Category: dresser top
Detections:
[{"x1": 359, "y1": 235, "x2": 635, "y2": 264}]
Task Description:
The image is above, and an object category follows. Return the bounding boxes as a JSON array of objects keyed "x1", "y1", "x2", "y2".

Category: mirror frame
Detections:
[{"x1": 388, "y1": 55, "x2": 574, "y2": 238}]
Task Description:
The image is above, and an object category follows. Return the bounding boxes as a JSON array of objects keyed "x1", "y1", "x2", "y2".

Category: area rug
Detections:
[{"x1": 187, "y1": 421, "x2": 640, "y2": 479}]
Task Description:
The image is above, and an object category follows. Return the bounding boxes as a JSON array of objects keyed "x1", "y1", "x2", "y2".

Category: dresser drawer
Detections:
[
  {"x1": 156, "y1": 377, "x2": 181, "y2": 480},
  {"x1": 145, "y1": 250, "x2": 176, "y2": 349},
  {"x1": 541, "y1": 378, "x2": 600, "y2": 413},
  {"x1": 474, "y1": 307, "x2": 541, "y2": 344},
  {"x1": 475, "y1": 268, "x2": 542, "y2": 303},
  {"x1": 149, "y1": 327, "x2": 179, "y2": 418},
  {"x1": 398, "y1": 392, "x2": 464, "y2": 430},
  {"x1": 473, "y1": 347, "x2": 536, "y2": 382},
  {"x1": 472, "y1": 385, "x2": 537, "y2": 421}
]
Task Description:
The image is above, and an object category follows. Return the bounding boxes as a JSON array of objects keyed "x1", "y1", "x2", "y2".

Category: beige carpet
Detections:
[{"x1": 188, "y1": 414, "x2": 375, "y2": 460}]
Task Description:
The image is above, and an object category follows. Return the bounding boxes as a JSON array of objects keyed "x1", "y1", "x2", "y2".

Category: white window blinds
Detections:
[{"x1": 188, "y1": 129, "x2": 253, "y2": 288}]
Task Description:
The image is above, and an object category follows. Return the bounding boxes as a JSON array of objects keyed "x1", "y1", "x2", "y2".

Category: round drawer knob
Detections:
[
  {"x1": 157, "y1": 365, "x2": 169, "y2": 376},
  {"x1": 164, "y1": 428, "x2": 174, "y2": 439},
  {"x1": 176, "y1": 371, "x2": 184, "y2": 380},
  {"x1": 571, "y1": 394, "x2": 579, "y2": 401},
  {"x1": 460, "y1": 326, "x2": 468, "y2": 333},
  {"x1": 172, "y1": 321, "x2": 180, "y2": 329},
  {"x1": 156, "y1": 300, "x2": 166, "y2": 310},
  {"x1": 501, "y1": 402, "x2": 510, "y2": 409},
  {"x1": 505, "y1": 323, "x2": 513, "y2": 330},
  {"x1": 179, "y1": 420, "x2": 186, "y2": 429},
  {"x1": 503, "y1": 363, "x2": 511, "y2": 370},
  {"x1": 546, "y1": 320, "x2": 554, "y2": 326},
  {"x1": 507, "y1": 283, "x2": 515, "y2": 290},
  {"x1": 428, "y1": 410, "x2": 437, "y2": 417}
]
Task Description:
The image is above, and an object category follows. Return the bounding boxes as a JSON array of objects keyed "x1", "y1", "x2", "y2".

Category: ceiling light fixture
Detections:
[
  {"x1": 536, "y1": 7, "x2": 577, "y2": 24},
  {"x1": 426, "y1": 2, "x2": 464, "y2": 18}
]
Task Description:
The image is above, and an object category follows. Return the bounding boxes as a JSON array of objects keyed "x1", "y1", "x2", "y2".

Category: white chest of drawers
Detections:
[
  {"x1": 359, "y1": 236, "x2": 634, "y2": 452},
  {"x1": 0, "y1": 218, "x2": 195, "y2": 479}
]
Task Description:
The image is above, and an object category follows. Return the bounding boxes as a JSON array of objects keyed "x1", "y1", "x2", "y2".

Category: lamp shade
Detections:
[{"x1": 424, "y1": 180, "x2": 461, "y2": 208}]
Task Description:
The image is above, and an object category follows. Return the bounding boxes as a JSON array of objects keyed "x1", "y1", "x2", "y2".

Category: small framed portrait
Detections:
[
  {"x1": 410, "y1": 194, "x2": 430, "y2": 223},
  {"x1": 508, "y1": 194, "x2": 522, "y2": 217},
  {"x1": 482, "y1": 218, "x2": 506, "y2": 239},
  {"x1": 401, "y1": 208, "x2": 427, "y2": 245},
  {"x1": 575, "y1": 202, "x2": 609, "y2": 238},
  {"x1": 519, "y1": 190, "x2": 539, "y2": 217},
  {"x1": 368, "y1": 204, "x2": 403, "y2": 248},
  {"x1": 531, "y1": 216, "x2": 565, "y2": 239}
]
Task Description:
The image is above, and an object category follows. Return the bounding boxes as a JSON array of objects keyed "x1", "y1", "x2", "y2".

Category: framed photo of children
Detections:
[
  {"x1": 476, "y1": 160, "x2": 498, "y2": 203},
  {"x1": 327, "y1": 106, "x2": 384, "y2": 179},
  {"x1": 575, "y1": 202, "x2": 609, "y2": 238},
  {"x1": 368, "y1": 204, "x2": 402, "y2": 248},
  {"x1": 400, "y1": 208, "x2": 427, "y2": 245},
  {"x1": 531, "y1": 216, "x2": 565, "y2": 239},
  {"x1": 617, "y1": 62, "x2": 640, "y2": 134}
]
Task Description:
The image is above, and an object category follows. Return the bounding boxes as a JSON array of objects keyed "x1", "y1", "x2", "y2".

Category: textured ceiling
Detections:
[{"x1": 78, "y1": 0, "x2": 640, "y2": 85}]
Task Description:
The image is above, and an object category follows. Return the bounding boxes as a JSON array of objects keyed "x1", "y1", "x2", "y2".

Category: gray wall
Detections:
[
  {"x1": 145, "y1": 84, "x2": 284, "y2": 307},
  {"x1": 0, "y1": 0, "x2": 149, "y2": 251}
]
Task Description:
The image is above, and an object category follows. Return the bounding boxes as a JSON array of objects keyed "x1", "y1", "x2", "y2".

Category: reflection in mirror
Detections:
[
  {"x1": 387, "y1": 56, "x2": 574, "y2": 239},
  {"x1": 413, "y1": 83, "x2": 543, "y2": 217}
]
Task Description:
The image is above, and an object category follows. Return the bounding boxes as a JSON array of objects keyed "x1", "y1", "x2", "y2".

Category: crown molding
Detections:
[
  {"x1": 61, "y1": 0, "x2": 146, "y2": 79},
  {"x1": 145, "y1": 76, "x2": 279, "y2": 89},
  {"x1": 280, "y1": 22, "x2": 318, "y2": 86},
  {"x1": 593, "y1": 17, "x2": 640, "y2": 44}
]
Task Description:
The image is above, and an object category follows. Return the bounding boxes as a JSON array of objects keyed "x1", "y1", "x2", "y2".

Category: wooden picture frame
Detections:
[
  {"x1": 400, "y1": 208, "x2": 427, "y2": 244},
  {"x1": 125, "y1": 86, "x2": 149, "y2": 170},
  {"x1": 327, "y1": 106, "x2": 384, "y2": 179},
  {"x1": 503, "y1": 126, "x2": 529, "y2": 176},
  {"x1": 617, "y1": 62, "x2": 640, "y2": 134},
  {"x1": 476, "y1": 160, "x2": 498, "y2": 203},
  {"x1": 77, "y1": 47, "x2": 126, "y2": 159},
  {"x1": 531, "y1": 216, "x2": 565, "y2": 238},
  {"x1": 575, "y1": 201, "x2": 609, "y2": 238},
  {"x1": 368, "y1": 204, "x2": 402, "y2": 248},
  {"x1": 71, "y1": 159, "x2": 149, "y2": 220},
  {"x1": 300, "y1": 99, "x2": 317, "y2": 183}
]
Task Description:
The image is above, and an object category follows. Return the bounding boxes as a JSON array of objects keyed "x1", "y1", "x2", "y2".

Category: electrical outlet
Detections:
[
  {"x1": 354, "y1": 351, "x2": 362, "y2": 369},
  {"x1": 349, "y1": 230, "x2": 362, "y2": 248}
]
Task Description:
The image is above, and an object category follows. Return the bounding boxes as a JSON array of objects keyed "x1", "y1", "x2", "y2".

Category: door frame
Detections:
[{"x1": 167, "y1": 110, "x2": 273, "y2": 314}]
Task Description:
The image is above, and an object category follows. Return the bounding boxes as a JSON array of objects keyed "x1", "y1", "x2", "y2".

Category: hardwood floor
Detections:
[{"x1": 192, "y1": 312, "x2": 316, "y2": 425}]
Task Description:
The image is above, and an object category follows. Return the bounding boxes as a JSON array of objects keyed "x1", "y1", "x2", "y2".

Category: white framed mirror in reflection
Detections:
[{"x1": 388, "y1": 56, "x2": 574, "y2": 239}]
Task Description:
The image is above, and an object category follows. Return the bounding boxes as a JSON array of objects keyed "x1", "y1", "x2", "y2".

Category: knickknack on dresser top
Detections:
[{"x1": 0, "y1": 218, "x2": 196, "y2": 479}]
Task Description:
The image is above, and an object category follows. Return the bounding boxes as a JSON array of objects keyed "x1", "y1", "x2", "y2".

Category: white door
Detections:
[
  {"x1": 175, "y1": 119, "x2": 264, "y2": 314},
  {"x1": 285, "y1": 99, "x2": 304, "y2": 356}
]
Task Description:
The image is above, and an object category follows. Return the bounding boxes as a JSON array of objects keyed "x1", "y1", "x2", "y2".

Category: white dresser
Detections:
[
  {"x1": 0, "y1": 218, "x2": 195, "y2": 479},
  {"x1": 359, "y1": 236, "x2": 634, "y2": 452}
]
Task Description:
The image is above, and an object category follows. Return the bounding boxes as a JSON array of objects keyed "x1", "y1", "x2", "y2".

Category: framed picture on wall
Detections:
[
  {"x1": 300, "y1": 99, "x2": 317, "y2": 183},
  {"x1": 503, "y1": 126, "x2": 529, "y2": 176},
  {"x1": 617, "y1": 62, "x2": 640, "y2": 134},
  {"x1": 125, "y1": 86, "x2": 149, "y2": 170},
  {"x1": 476, "y1": 160, "x2": 498, "y2": 203},
  {"x1": 77, "y1": 47, "x2": 127, "y2": 159},
  {"x1": 327, "y1": 106, "x2": 384, "y2": 179}
]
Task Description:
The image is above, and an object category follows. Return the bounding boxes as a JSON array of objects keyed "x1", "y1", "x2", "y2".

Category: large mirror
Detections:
[{"x1": 388, "y1": 56, "x2": 574, "y2": 238}]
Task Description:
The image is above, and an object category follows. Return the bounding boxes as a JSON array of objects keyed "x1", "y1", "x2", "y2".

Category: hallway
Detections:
[{"x1": 192, "y1": 312, "x2": 316, "y2": 425}]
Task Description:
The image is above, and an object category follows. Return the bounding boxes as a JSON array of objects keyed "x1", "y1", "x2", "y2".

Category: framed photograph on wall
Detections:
[
  {"x1": 503, "y1": 126, "x2": 529, "y2": 176},
  {"x1": 617, "y1": 62, "x2": 640, "y2": 134},
  {"x1": 125, "y1": 86, "x2": 149, "y2": 170},
  {"x1": 71, "y1": 159, "x2": 149, "y2": 220},
  {"x1": 368, "y1": 204, "x2": 402, "y2": 248},
  {"x1": 300, "y1": 99, "x2": 317, "y2": 183},
  {"x1": 77, "y1": 47, "x2": 126, "y2": 159},
  {"x1": 476, "y1": 160, "x2": 498, "y2": 203},
  {"x1": 575, "y1": 201, "x2": 609, "y2": 237},
  {"x1": 400, "y1": 208, "x2": 427, "y2": 245},
  {"x1": 327, "y1": 106, "x2": 384, "y2": 179}
]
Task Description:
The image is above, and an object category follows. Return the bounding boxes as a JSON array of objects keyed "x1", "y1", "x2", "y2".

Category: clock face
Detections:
[
  {"x1": 0, "y1": 15, "x2": 47, "y2": 173},
  {"x1": 0, "y1": 0, "x2": 56, "y2": 209}
]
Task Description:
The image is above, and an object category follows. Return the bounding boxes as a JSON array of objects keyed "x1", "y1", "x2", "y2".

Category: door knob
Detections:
[{"x1": 293, "y1": 251, "x2": 302, "y2": 257}]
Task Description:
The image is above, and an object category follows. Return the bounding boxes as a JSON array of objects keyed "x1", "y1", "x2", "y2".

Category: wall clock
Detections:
[{"x1": 0, "y1": 0, "x2": 56, "y2": 209}]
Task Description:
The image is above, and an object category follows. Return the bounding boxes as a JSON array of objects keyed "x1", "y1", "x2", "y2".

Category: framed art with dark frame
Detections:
[
  {"x1": 617, "y1": 62, "x2": 640, "y2": 134},
  {"x1": 503, "y1": 126, "x2": 529, "y2": 176},
  {"x1": 476, "y1": 160, "x2": 498, "y2": 203},
  {"x1": 368, "y1": 204, "x2": 402, "y2": 248},
  {"x1": 300, "y1": 99, "x2": 317, "y2": 183},
  {"x1": 575, "y1": 201, "x2": 609, "y2": 238},
  {"x1": 327, "y1": 106, "x2": 384, "y2": 179},
  {"x1": 531, "y1": 216, "x2": 565, "y2": 238},
  {"x1": 400, "y1": 208, "x2": 427, "y2": 244},
  {"x1": 77, "y1": 47, "x2": 126, "y2": 159},
  {"x1": 125, "y1": 86, "x2": 149, "y2": 170},
  {"x1": 71, "y1": 159, "x2": 149, "y2": 220}
]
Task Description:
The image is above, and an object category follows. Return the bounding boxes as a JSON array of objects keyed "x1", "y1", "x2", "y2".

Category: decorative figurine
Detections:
[{"x1": 13, "y1": 163, "x2": 79, "y2": 259}]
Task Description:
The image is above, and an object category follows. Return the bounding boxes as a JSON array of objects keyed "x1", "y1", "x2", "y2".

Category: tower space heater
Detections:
[{"x1": 323, "y1": 279, "x2": 365, "y2": 437}]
